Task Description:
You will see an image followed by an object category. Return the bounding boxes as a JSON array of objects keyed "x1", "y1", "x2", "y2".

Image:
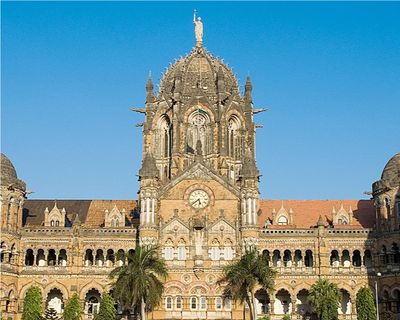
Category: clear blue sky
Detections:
[{"x1": 2, "y1": 2, "x2": 399, "y2": 200}]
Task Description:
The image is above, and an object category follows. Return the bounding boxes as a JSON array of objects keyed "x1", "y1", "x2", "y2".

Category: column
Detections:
[
  {"x1": 151, "y1": 198, "x2": 155, "y2": 224},
  {"x1": 141, "y1": 200, "x2": 145, "y2": 225},
  {"x1": 247, "y1": 198, "x2": 252, "y2": 224},
  {"x1": 242, "y1": 199, "x2": 247, "y2": 225},
  {"x1": 252, "y1": 198, "x2": 256, "y2": 225}
]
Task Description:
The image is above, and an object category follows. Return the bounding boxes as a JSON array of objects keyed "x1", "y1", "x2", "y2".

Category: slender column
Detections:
[
  {"x1": 247, "y1": 198, "x2": 252, "y2": 224},
  {"x1": 252, "y1": 198, "x2": 256, "y2": 224},
  {"x1": 242, "y1": 199, "x2": 247, "y2": 225},
  {"x1": 151, "y1": 198, "x2": 155, "y2": 223}
]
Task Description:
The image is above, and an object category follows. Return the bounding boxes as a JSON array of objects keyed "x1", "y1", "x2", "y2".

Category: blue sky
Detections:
[{"x1": 2, "y1": 2, "x2": 399, "y2": 200}]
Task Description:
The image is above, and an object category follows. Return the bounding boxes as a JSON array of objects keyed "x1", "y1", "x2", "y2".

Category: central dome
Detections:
[{"x1": 158, "y1": 47, "x2": 240, "y2": 102}]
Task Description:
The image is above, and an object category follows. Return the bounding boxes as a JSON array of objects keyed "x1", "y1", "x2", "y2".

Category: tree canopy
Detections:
[
  {"x1": 218, "y1": 248, "x2": 276, "y2": 320},
  {"x1": 22, "y1": 286, "x2": 43, "y2": 320},
  {"x1": 94, "y1": 292, "x2": 116, "y2": 320},
  {"x1": 63, "y1": 293, "x2": 82, "y2": 320},
  {"x1": 356, "y1": 287, "x2": 376, "y2": 320},
  {"x1": 110, "y1": 245, "x2": 168, "y2": 320},
  {"x1": 308, "y1": 278, "x2": 341, "y2": 320}
]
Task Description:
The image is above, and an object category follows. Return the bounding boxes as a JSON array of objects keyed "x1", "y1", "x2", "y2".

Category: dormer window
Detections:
[
  {"x1": 337, "y1": 216, "x2": 348, "y2": 225},
  {"x1": 277, "y1": 215, "x2": 288, "y2": 225}
]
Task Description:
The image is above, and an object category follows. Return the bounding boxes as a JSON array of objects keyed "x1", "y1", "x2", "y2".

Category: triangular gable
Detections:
[
  {"x1": 159, "y1": 162, "x2": 240, "y2": 198},
  {"x1": 208, "y1": 218, "x2": 236, "y2": 234},
  {"x1": 162, "y1": 218, "x2": 190, "y2": 234}
]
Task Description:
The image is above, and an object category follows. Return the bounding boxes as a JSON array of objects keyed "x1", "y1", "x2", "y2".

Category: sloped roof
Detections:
[
  {"x1": 23, "y1": 200, "x2": 137, "y2": 227},
  {"x1": 258, "y1": 199, "x2": 375, "y2": 229},
  {"x1": 23, "y1": 199, "x2": 375, "y2": 229}
]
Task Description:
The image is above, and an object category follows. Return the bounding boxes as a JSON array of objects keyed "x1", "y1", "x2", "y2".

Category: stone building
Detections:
[{"x1": 1, "y1": 17, "x2": 399, "y2": 320}]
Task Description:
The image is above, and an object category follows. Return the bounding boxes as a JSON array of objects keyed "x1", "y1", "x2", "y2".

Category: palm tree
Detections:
[
  {"x1": 109, "y1": 245, "x2": 168, "y2": 320},
  {"x1": 308, "y1": 278, "x2": 341, "y2": 320},
  {"x1": 218, "y1": 248, "x2": 276, "y2": 320}
]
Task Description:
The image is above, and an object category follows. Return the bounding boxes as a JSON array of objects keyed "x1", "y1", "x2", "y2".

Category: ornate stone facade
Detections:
[{"x1": 1, "y1": 19, "x2": 399, "y2": 320}]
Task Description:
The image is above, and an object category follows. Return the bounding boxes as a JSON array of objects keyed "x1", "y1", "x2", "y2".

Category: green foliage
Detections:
[
  {"x1": 258, "y1": 316, "x2": 271, "y2": 320},
  {"x1": 63, "y1": 294, "x2": 82, "y2": 320},
  {"x1": 282, "y1": 315, "x2": 291, "y2": 320},
  {"x1": 94, "y1": 293, "x2": 116, "y2": 320},
  {"x1": 356, "y1": 287, "x2": 376, "y2": 320},
  {"x1": 218, "y1": 248, "x2": 276, "y2": 320},
  {"x1": 110, "y1": 246, "x2": 168, "y2": 320},
  {"x1": 308, "y1": 278, "x2": 341, "y2": 320},
  {"x1": 22, "y1": 286, "x2": 43, "y2": 320}
]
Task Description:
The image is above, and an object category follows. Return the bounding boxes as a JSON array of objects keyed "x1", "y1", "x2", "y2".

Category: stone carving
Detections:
[{"x1": 193, "y1": 10, "x2": 203, "y2": 46}]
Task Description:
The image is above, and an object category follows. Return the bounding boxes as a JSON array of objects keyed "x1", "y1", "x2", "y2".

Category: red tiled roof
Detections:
[
  {"x1": 23, "y1": 200, "x2": 137, "y2": 227},
  {"x1": 258, "y1": 199, "x2": 375, "y2": 229}
]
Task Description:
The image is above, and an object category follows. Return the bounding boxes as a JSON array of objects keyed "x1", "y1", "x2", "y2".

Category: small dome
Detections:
[
  {"x1": 381, "y1": 153, "x2": 400, "y2": 188},
  {"x1": 1, "y1": 153, "x2": 26, "y2": 190}
]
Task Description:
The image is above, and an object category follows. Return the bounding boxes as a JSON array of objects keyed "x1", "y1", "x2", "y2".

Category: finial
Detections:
[
  {"x1": 193, "y1": 9, "x2": 203, "y2": 47},
  {"x1": 317, "y1": 215, "x2": 324, "y2": 227}
]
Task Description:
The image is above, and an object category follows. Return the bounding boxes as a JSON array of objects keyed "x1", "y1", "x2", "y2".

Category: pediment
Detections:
[
  {"x1": 208, "y1": 218, "x2": 236, "y2": 234},
  {"x1": 159, "y1": 162, "x2": 240, "y2": 198},
  {"x1": 163, "y1": 218, "x2": 189, "y2": 234}
]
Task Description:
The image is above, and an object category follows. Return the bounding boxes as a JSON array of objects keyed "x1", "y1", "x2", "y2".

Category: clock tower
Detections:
[{"x1": 133, "y1": 15, "x2": 265, "y2": 318}]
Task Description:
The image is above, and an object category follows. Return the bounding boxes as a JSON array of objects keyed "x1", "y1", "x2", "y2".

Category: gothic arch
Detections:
[
  {"x1": 79, "y1": 282, "x2": 104, "y2": 300},
  {"x1": 19, "y1": 282, "x2": 44, "y2": 299},
  {"x1": 44, "y1": 282, "x2": 69, "y2": 301}
]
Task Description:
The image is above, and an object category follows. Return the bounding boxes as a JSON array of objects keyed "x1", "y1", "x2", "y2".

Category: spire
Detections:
[
  {"x1": 241, "y1": 148, "x2": 259, "y2": 178},
  {"x1": 244, "y1": 75, "x2": 253, "y2": 103},
  {"x1": 146, "y1": 73, "x2": 155, "y2": 103},
  {"x1": 317, "y1": 215, "x2": 324, "y2": 227},
  {"x1": 139, "y1": 153, "x2": 158, "y2": 179}
]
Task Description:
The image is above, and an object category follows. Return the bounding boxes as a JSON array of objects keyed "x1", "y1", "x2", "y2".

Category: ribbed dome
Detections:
[
  {"x1": 1, "y1": 153, "x2": 18, "y2": 185},
  {"x1": 158, "y1": 47, "x2": 240, "y2": 101},
  {"x1": 1, "y1": 153, "x2": 26, "y2": 190},
  {"x1": 381, "y1": 153, "x2": 400, "y2": 187}
]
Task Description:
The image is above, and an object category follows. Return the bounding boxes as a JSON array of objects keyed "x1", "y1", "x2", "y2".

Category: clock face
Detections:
[{"x1": 189, "y1": 189, "x2": 209, "y2": 209}]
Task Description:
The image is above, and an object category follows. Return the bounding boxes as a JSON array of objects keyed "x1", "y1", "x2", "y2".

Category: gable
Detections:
[
  {"x1": 208, "y1": 219, "x2": 236, "y2": 234},
  {"x1": 159, "y1": 162, "x2": 240, "y2": 199}
]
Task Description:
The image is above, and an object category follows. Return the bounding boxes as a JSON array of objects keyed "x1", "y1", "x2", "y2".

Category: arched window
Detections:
[
  {"x1": 215, "y1": 297, "x2": 222, "y2": 310},
  {"x1": 175, "y1": 296, "x2": 182, "y2": 310},
  {"x1": 277, "y1": 215, "x2": 288, "y2": 225},
  {"x1": 190, "y1": 297, "x2": 198, "y2": 310},
  {"x1": 228, "y1": 116, "x2": 243, "y2": 160},
  {"x1": 164, "y1": 241, "x2": 174, "y2": 261},
  {"x1": 200, "y1": 297, "x2": 207, "y2": 310},
  {"x1": 186, "y1": 111, "x2": 212, "y2": 156},
  {"x1": 177, "y1": 245, "x2": 186, "y2": 261},
  {"x1": 155, "y1": 115, "x2": 172, "y2": 158},
  {"x1": 165, "y1": 296, "x2": 173, "y2": 310},
  {"x1": 337, "y1": 216, "x2": 348, "y2": 225}
]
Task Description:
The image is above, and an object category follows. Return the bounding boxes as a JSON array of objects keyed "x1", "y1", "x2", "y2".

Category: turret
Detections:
[
  {"x1": 244, "y1": 75, "x2": 253, "y2": 104},
  {"x1": 0, "y1": 153, "x2": 26, "y2": 231},
  {"x1": 146, "y1": 74, "x2": 155, "y2": 103}
]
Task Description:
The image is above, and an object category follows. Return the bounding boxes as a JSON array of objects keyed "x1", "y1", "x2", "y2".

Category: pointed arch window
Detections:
[
  {"x1": 277, "y1": 215, "x2": 288, "y2": 225},
  {"x1": 228, "y1": 116, "x2": 243, "y2": 160},
  {"x1": 186, "y1": 110, "x2": 212, "y2": 155},
  {"x1": 155, "y1": 115, "x2": 172, "y2": 159}
]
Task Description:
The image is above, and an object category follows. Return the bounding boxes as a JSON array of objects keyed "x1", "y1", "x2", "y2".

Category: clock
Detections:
[{"x1": 189, "y1": 189, "x2": 209, "y2": 209}]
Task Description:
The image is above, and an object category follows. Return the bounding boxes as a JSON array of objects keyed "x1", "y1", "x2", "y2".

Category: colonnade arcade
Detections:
[
  {"x1": 254, "y1": 287, "x2": 353, "y2": 317},
  {"x1": 23, "y1": 248, "x2": 136, "y2": 267}
]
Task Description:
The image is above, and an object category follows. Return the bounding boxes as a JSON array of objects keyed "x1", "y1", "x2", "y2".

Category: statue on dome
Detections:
[{"x1": 193, "y1": 9, "x2": 203, "y2": 46}]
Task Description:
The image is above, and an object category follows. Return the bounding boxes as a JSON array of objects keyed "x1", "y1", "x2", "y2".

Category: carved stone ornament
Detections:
[{"x1": 181, "y1": 274, "x2": 192, "y2": 284}]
